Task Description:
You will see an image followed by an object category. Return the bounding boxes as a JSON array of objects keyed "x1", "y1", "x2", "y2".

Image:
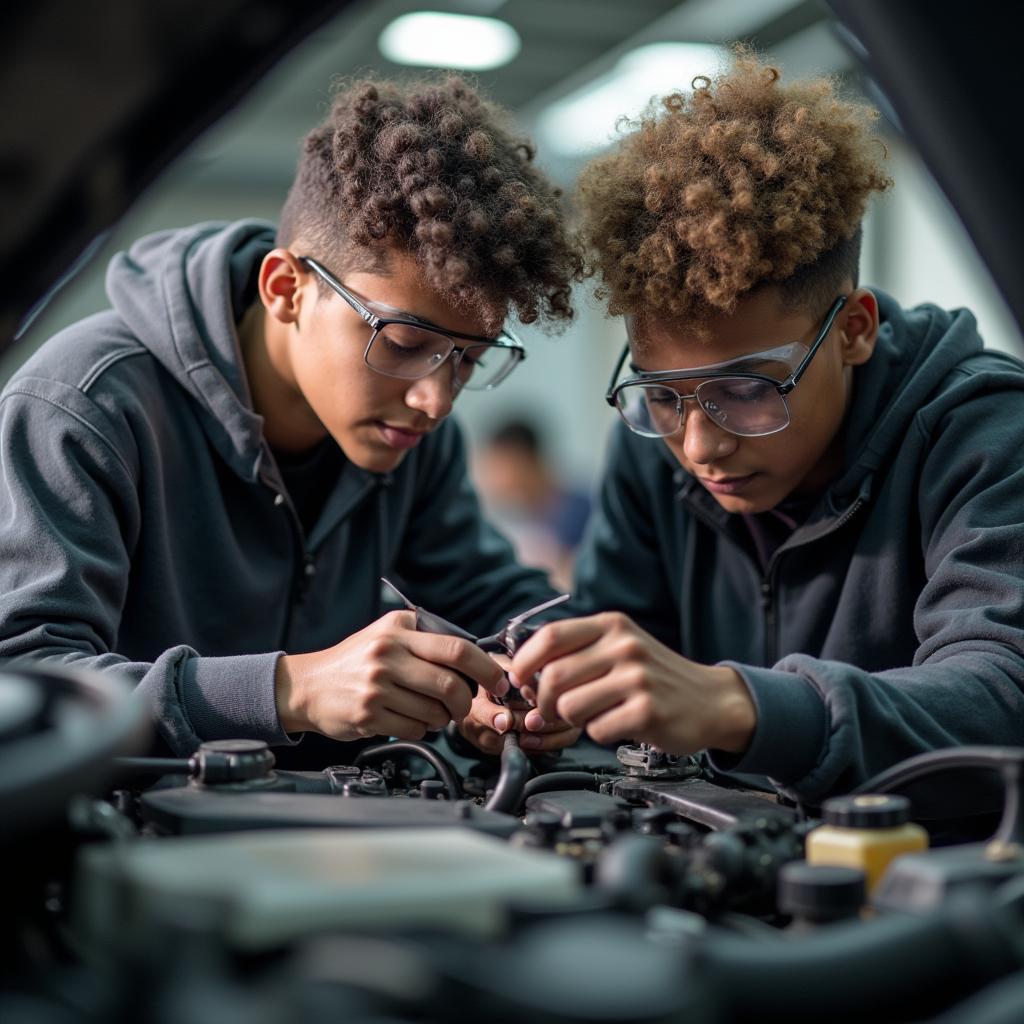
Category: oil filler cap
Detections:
[
  {"x1": 822, "y1": 793, "x2": 911, "y2": 828},
  {"x1": 192, "y1": 739, "x2": 276, "y2": 785}
]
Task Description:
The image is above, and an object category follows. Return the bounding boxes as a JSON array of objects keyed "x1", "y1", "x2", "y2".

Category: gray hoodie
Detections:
[
  {"x1": 572, "y1": 291, "x2": 1024, "y2": 819},
  {"x1": 0, "y1": 220, "x2": 554, "y2": 756}
]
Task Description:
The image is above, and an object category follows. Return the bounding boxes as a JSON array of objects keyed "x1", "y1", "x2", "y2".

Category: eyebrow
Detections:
[{"x1": 628, "y1": 342, "x2": 806, "y2": 378}]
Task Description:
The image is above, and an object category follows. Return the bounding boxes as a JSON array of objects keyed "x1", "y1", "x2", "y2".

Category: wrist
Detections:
[
  {"x1": 274, "y1": 652, "x2": 310, "y2": 734},
  {"x1": 709, "y1": 665, "x2": 757, "y2": 754}
]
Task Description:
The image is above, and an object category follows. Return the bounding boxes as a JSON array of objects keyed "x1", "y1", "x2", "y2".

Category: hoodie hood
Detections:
[
  {"x1": 831, "y1": 288, "x2": 984, "y2": 499},
  {"x1": 105, "y1": 219, "x2": 276, "y2": 482}
]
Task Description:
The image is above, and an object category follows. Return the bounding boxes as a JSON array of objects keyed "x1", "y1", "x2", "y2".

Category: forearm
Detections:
[
  {"x1": 1, "y1": 639, "x2": 292, "y2": 756},
  {"x1": 711, "y1": 648, "x2": 1024, "y2": 816}
]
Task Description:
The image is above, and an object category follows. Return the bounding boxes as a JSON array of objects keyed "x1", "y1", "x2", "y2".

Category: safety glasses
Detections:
[{"x1": 605, "y1": 295, "x2": 847, "y2": 438}]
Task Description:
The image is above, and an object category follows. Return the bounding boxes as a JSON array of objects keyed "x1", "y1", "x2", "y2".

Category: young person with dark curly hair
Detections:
[
  {"x1": 0, "y1": 75, "x2": 583, "y2": 763},
  {"x1": 496, "y1": 53, "x2": 1024, "y2": 822}
]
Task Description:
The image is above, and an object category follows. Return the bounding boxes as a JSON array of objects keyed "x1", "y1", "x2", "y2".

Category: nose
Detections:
[
  {"x1": 404, "y1": 362, "x2": 456, "y2": 421},
  {"x1": 678, "y1": 400, "x2": 738, "y2": 465}
]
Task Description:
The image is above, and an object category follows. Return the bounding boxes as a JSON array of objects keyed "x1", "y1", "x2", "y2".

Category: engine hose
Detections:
[
  {"x1": 516, "y1": 771, "x2": 599, "y2": 814},
  {"x1": 355, "y1": 741, "x2": 462, "y2": 801},
  {"x1": 701, "y1": 894, "x2": 1024, "y2": 1023},
  {"x1": 484, "y1": 732, "x2": 531, "y2": 814}
]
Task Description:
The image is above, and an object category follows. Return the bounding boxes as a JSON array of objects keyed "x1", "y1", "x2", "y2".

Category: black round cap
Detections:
[
  {"x1": 778, "y1": 862, "x2": 866, "y2": 921},
  {"x1": 822, "y1": 793, "x2": 912, "y2": 828}
]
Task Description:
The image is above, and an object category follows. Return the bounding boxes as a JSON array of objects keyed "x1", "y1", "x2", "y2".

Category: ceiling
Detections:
[{"x1": 175, "y1": 0, "x2": 858, "y2": 192}]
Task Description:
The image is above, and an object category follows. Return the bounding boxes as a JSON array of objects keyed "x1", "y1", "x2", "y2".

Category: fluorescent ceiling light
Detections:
[
  {"x1": 537, "y1": 42, "x2": 728, "y2": 157},
  {"x1": 379, "y1": 11, "x2": 521, "y2": 71}
]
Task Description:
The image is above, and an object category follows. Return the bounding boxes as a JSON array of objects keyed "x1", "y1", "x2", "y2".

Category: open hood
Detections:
[{"x1": 0, "y1": 0, "x2": 347, "y2": 347}]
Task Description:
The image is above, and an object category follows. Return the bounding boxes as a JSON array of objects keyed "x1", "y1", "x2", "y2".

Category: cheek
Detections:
[{"x1": 294, "y1": 335, "x2": 369, "y2": 414}]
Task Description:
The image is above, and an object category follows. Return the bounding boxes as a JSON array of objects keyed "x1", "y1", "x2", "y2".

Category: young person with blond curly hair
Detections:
[
  {"x1": 0, "y1": 75, "x2": 584, "y2": 764},
  {"x1": 495, "y1": 54, "x2": 1024, "y2": 822}
]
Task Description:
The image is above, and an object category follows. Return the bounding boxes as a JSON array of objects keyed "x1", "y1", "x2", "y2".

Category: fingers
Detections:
[
  {"x1": 509, "y1": 616, "x2": 607, "y2": 687},
  {"x1": 553, "y1": 676, "x2": 629, "y2": 729},
  {"x1": 531, "y1": 648, "x2": 616, "y2": 723},
  {"x1": 365, "y1": 707, "x2": 434, "y2": 742},
  {"x1": 493, "y1": 706, "x2": 573, "y2": 735},
  {"x1": 584, "y1": 695, "x2": 655, "y2": 748},
  {"x1": 519, "y1": 726, "x2": 583, "y2": 752},
  {"x1": 404, "y1": 629, "x2": 509, "y2": 699},
  {"x1": 394, "y1": 658, "x2": 474, "y2": 721},
  {"x1": 457, "y1": 691, "x2": 510, "y2": 755},
  {"x1": 382, "y1": 685, "x2": 452, "y2": 733}
]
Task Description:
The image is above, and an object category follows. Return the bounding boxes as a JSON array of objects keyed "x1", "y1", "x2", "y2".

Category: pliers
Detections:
[{"x1": 380, "y1": 578, "x2": 569, "y2": 704}]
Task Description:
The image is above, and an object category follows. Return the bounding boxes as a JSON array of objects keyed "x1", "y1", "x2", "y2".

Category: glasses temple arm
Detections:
[
  {"x1": 779, "y1": 295, "x2": 848, "y2": 394},
  {"x1": 605, "y1": 344, "x2": 631, "y2": 404}
]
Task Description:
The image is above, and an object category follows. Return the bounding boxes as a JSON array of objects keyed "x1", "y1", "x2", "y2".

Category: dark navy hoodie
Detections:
[
  {"x1": 572, "y1": 291, "x2": 1024, "y2": 819},
  {"x1": 0, "y1": 220, "x2": 554, "y2": 756}
]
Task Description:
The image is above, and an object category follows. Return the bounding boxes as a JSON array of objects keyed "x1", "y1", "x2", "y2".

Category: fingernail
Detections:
[
  {"x1": 520, "y1": 735, "x2": 542, "y2": 749},
  {"x1": 525, "y1": 711, "x2": 546, "y2": 731},
  {"x1": 494, "y1": 676, "x2": 510, "y2": 698},
  {"x1": 494, "y1": 713, "x2": 510, "y2": 734},
  {"x1": 507, "y1": 671, "x2": 521, "y2": 688},
  {"x1": 520, "y1": 685, "x2": 536, "y2": 705}
]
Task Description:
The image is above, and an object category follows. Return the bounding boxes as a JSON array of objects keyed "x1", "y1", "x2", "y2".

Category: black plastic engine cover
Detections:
[
  {"x1": 524, "y1": 790, "x2": 632, "y2": 829},
  {"x1": 141, "y1": 788, "x2": 520, "y2": 837}
]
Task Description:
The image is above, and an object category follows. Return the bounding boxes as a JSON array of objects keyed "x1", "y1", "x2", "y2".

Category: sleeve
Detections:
[
  {"x1": 570, "y1": 423, "x2": 681, "y2": 648},
  {"x1": 0, "y1": 383, "x2": 293, "y2": 757},
  {"x1": 393, "y1": 418, "x2": 559, "y2": 636},
  {"x1": 708, "y1": 382, "x2": 1024, "y2": 817}
]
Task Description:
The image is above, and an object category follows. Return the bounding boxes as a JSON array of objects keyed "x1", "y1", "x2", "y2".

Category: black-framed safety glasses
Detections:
[
  {"x1": 605, "y1": 295, "x2": 848, "y2": 438},
  {"x1": 300, "y1": 256, "x2": 526, "y2": 391}
]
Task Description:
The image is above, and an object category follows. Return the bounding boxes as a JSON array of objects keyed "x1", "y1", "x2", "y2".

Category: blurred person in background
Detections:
[{"x1": 472, "y1": 416, "x2": 592, "y2": 590}]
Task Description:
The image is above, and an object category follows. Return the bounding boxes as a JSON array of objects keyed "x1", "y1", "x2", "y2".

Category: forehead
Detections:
[{"x1": 629, "y1": 288, "x2": 816, "y2": 370}]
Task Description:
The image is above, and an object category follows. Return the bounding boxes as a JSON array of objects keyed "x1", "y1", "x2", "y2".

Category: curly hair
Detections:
[
  {"x1": 577, "y1": 49, "x2": 892, "y2": 324},
  {"x1": 278, "y1": 74, "x2": 580, "y2": 333}
]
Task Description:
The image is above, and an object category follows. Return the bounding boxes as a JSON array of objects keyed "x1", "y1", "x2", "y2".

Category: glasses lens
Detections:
[
  {"x1": 615, "y1": 384, "x2": 682, "y2": 437},
  {"x1": 458, "y1": 343, "x2": 522, "y2": 391},
  {"x1": 367, "y1": 323, "x2": 454, "y2": 379},
  {"x1": 696, "y1": 377, "x2": 789, "y2": 436}
]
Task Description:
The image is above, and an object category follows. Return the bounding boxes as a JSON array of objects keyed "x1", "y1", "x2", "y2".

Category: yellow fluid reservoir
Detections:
[{"x1": 806, "y1": 794, "x2": 928, "y2": 894}]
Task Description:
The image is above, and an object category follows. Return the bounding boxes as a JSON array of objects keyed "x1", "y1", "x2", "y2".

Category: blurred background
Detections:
[{"x1": 5, "y1": 0, "x2": 1021, "y2": 581}]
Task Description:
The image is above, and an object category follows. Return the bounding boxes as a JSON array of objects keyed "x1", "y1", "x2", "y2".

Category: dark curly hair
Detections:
[
  {"x1": 577, "y1": 49, "x2": 892, "y2": 325},
  {"x1": 278, "y1": 73, "x2": 580, "y2": 333}
]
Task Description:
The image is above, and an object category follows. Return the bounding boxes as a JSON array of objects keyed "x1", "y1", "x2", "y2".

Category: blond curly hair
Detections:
[{"x1": 577, "y1": 49, "x2": 892, "y2": 323}]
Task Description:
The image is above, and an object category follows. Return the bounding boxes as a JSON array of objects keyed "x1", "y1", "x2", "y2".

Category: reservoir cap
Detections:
[{"x1": 822, "y1": 793, "x2": 911, "y2": 828}]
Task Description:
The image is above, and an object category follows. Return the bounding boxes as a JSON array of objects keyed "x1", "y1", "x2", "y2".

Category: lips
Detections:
[
  {"x1": 377, "y1": 422, "x2": 429, "y2": 450},
  {"x1": 698, "y1": 472, "x2": 758, "y2": 496}
]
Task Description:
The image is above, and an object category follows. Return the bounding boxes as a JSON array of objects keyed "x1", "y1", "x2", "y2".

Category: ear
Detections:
[
  {"x1": 837, "y1": 287, "x2": 879, "y2": 367},
  {"x1": 258, "y1": 248, "x2": 310, "y2": 326}
]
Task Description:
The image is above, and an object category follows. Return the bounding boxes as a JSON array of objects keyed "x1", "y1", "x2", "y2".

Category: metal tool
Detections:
[{"x1": 380, "y1": 579, "x2": 570, "y2": 704}]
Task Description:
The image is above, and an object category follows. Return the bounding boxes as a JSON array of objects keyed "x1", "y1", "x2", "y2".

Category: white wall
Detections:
[{"x1": 862, "y1": 135, "x2": 1022, "y2": 355}]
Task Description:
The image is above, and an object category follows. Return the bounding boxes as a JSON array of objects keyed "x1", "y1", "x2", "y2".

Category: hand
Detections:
[
  {"x1": 509, "y1": 612, "x2": 756, "y2": 755},
  {"x1": 275, "y1": 610, "x2": 510, "y2": 741},
  {"x1": 457, "y1": 687, "x2": 582, "y2": 756}
]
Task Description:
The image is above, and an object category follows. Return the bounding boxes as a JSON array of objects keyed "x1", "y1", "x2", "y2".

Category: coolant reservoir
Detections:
[{"x1": 806, "y1": 794, "x2": 928, "y2": 893}]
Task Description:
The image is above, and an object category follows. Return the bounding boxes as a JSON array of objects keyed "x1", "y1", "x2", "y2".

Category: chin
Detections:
[
  {"x1": 707, "y1": 488, "x2": 781, "y2": 516},
  {"x1": 344, "y1": 442, "x2": 407, "y2": 475}
]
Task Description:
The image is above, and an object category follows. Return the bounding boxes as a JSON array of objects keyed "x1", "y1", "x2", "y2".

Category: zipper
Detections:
[
  {"x1": 263, "y1": 472, "x2": 311, "y2": 649},
  {"x1": 760, "y1": 579, "x2": 776, "y2": 664},
  {"x1": 759, "y1": 497, "x2": 866, "y2": 665}
]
